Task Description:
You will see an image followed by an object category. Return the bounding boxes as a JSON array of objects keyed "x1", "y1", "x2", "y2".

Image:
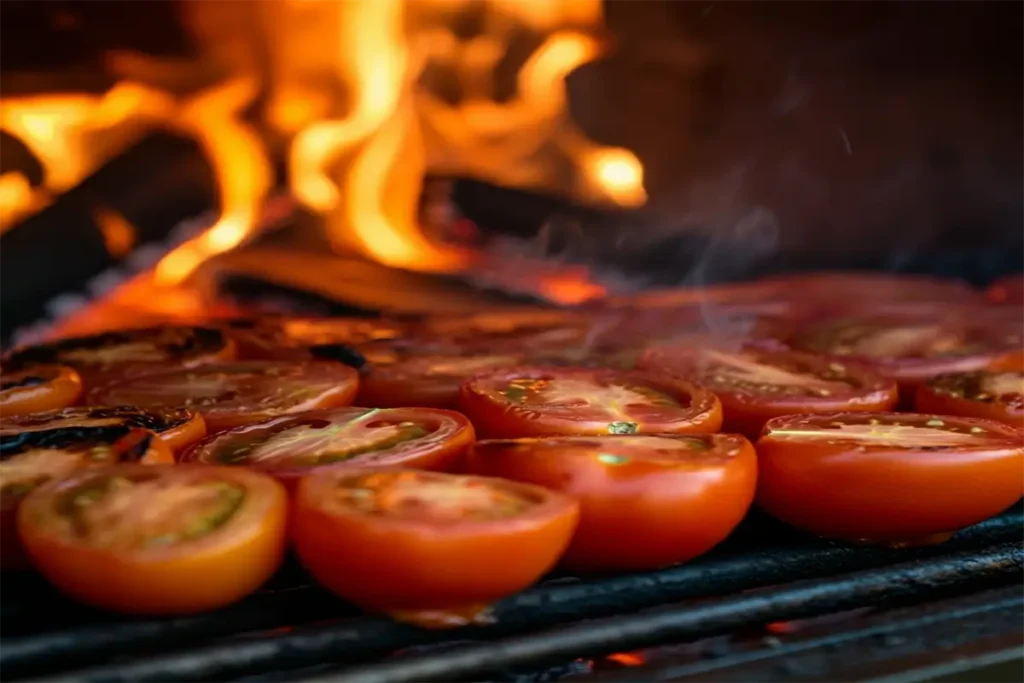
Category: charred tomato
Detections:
[
  {"x1": 639, "y1": 346, "x2": 898, "y2": 437},
  {"x1": 86, "y1": 361, "x2": 359, "y2": 433},
  {"x1": 3, "y1": 327, "x2": 234, "y2": 387},
  {"x1": 1, "y1": 426, "x2": 172, "y2": 570},
  {"x1": 468, "y1": 434, "x2": 757, "y2": 572},
  {"x1": 222, "y1": 317, "x2": 408, "y2": 360},
  {"x1": 292, "y1": 468, "x2": 578, "y2": 627},
  {"x1": 17, "y1": 464, "x2": 286, "y2": 614},
  {"x1": 916, "y1": 370, "x2": 1024, "y2": 428},
  {"x1": 0, "y1": 365, "x2": 82, "y2": 417},
  {"x1": 458, "y1": 366, "x2": 722, "y2": 438},
  {"x1": 1, "y1": 406, "x2": 207, "y2": 453},
  {"x1": 756, "y1": 412, "x2": 1024, "y2": 546},
  {"x1": 181, "y1": 407, "x2": 474, "y2": 489}
]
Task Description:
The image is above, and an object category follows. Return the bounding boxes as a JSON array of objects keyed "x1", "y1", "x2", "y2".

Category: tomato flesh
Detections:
[
  {"x1": 292, "y1": 468, "x2": 578, "y2": 625},
  {"x1": 468, "y1": 434, "x2": 757, "y2": 572},
  {"x1": 181, "y1": 407, "x2": 474, "y2": 489},
  {"x1": 458, "y1": 367, "x2": 722, "y2": 438},
  {"x1": 916, "y1": 370, "x2": 1024, "y2": 428},
  {"x1": 756, "y1": 412, "x2": 1024, "y2": 545},
  {"x1": 18, "y1": 464, "x2": 286, "y2": 614},
  {"x1": 640, "y1": 346, "x2": 898, "y2": 437},
  {"x1": 86, "y1": 361, "x2": 359, "y2": 433}
]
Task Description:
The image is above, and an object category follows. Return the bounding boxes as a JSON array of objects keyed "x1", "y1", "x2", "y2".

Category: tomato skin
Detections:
[
  {"x1": 467, "y1": 434, "x2": 757, "y2": 572},
  {"x1": 1, "y1": 429, "x2": 172, "y2": 571},
  {"x1": 915, "y1": 372, "x2": 1024, "y2": 428},
  {"x1": 86, "y1": 361, "x2": 360, "y2": 433},
  {"x1": 458, "y1": 367, "x2": 723, "y2": 439},
  {"x1": 639, "y1": 346, "x2": 898, "y2": 438},
  {"x1": 17, "y1": 464, "x2": 287, "y2": 614},
  {"x1": 181, "y1": 407, "x2": 475, "y2": 491},
  {"x1": 0, "y1": 365, "x2": 83, "y2": 417},
  {"x1": 755, "y1": 413, "x2": 1024, "y2": 545},
  {"x1": 291, "y1": 468, "x2": 578, "y2": 620}
]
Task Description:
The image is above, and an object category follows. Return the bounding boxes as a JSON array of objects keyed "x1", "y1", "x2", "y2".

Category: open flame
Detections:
[{"x1": 1, "y1": 0, "x2": 644, "y2": 303}]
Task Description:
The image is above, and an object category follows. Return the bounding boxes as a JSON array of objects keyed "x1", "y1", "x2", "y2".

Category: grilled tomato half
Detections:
[
  {"x1": 916, "y1": 370, "x2": 1024, "y2": 428},
  {"x1": 292, "y1": 468, "x2": 578, "y2": 627},
  {"x1": 86, "y1": 361, "x2": 359, "y2": 433},
  {"x1": 639, "y1": 346, "x2": 898, "y2": 437},
  {"x1": 0, "y1": 365, "x2": 82, "y2": 417},
  {"x1": 756, "y1": 412, "x2": 1024, "y2": 546},
  {"x1": 468, "y1": 434, "x2": 757, "y2": 572},
  {"x1": 457, "y1": 367, "x2": 722, "y2": 438},
  {"x1": 17, "y1": 464, "x2": 286, "y2": 614},
  {"x1": 181, "y1": 407, "x2": 473, "y2": 489},
  {"x1": 2, "y1": 406, "x2": 206, "y2": 453}
]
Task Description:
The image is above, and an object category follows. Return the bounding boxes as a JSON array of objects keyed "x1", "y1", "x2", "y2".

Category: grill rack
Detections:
[{"x1": 2, "y1": 509, "x2": 1020, "y2": 683}]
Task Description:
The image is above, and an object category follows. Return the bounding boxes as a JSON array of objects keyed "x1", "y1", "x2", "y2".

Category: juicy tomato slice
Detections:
[
  {"x1": 1, "y1": 427, "x2": 172, "y2": 570},
  {"x1": 292, "y1": 468, "x2": 578, "y2": 626},
  {"x1": 785, "y1": 313, "x2": 1023, "y2": 398},
  {"x1": 468, "y1": 434, "x2": 757, "y2": 572},
  {"x1": 639, "y1": 346, "x2": 898, "y2": 437},
  {"x1": 755, "y1": 412, "x2": 1024, "y2": 545},
  {"x1": 17, "y1": 464, "x2": 286, "y2": 614},
  {"x1": 222, "y1": 317, "x2": 408, "y2": 360},
  {"x1": 0, "y1": 365, "x2": 82, "y2": 417},
  {"x1": 1, "y1": 406, "x2": 207, "y2": 453},
  {"x1": 358, "y1": 347, "x2": 527, "y2": 409},
  {"x1": 987, "y1": 274, "x2": 1024, "y2": 305},
  {"x1": 85, "y1": 361, "x2": 359, "y2": 433},
  {"x1": 181, "y1": 407, "x2": 474, "y2": 489},
  {"x1": 3, "y1": 327, "x2": 235, "y2": 387},
  {"x1": 916, "y1": 370, "x2": 1024, "y2": 428},
  {"x1": 457, "y1": 366, "x2": 723, "y2": 439}
]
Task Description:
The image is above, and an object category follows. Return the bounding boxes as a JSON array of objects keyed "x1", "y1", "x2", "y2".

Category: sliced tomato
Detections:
[
  {"x1": 3, "y1": 327, "x2": 235, "y2": 387},
  {"x1": 1, "y1": 406, "x2": 207, "y2": 453},
  {"x1": 639, "y1": 346, "x2": 898, "y2": 437},
  {"x1": 916, "y1": 370, "x2": 1024, "y2": 428},
  {"x1": 987, "y1": 274, "x2": 1024, "y2": 305},
  {"x1": 457, "y1": 366, "x2": 723, "y2": 438},
  {"x1": 785, "y1": 312, "x2": 1023, "y2": 399},
  {"x1": 1, "y1": 426, "x2": 172, "y2": 570},
  {"x1": 468, "y1": 434, "x2": 757, "y2": 572},
  {"x1": 17, "y1": 464, "x2": 286, "y2": 614},
  {"x1": 86, "y1": 361, "x2": 359, "y2": 433},
  {"x1": 0, "y1": 365, "x2": 82, "y2": 417},
  {"x1": 756, "y1": 412, "x2": 1024, "y2": 545},
  {"x1": 181, "y1": 407, "x2": 474, "y2": 489},
  {"x1": 222, "y1": 317, "x2": 409, "y2": 361},
  {"x1": 292, "y1": 468, "x2": 578, "y2": 626},
  {"x1": 358, "y1": 347, "x2": 526, "y2": 409}
]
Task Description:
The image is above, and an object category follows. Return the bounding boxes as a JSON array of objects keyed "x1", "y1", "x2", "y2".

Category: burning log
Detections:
[{"x1": 0, "y1": 132, "x2": 216, "y2": 340}]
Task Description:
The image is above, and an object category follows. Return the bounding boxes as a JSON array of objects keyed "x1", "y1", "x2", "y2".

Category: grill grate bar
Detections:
[
  {"x1": 14, "y1": 511, "x2": 1021, "y2": 683},
  {"x1": 302, "y1": 543, "x2": 1024, "y2": 683}
]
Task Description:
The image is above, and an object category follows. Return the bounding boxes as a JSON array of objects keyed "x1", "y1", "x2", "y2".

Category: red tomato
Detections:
[
  {"x1": 784, "y1": 312, "x2": 1023, "y2": 399},
  {"x1": 17, "y1": 464, "x2": 286, "y2": 614},
  {"x1": 181, "y1": 407, "x2": 474, "y2": 490},
  {"x1": 457, "y1": 366, "x2": 723, "y2": 438},
  {"x1": 0, "y1": 365, "x2": 82, "y2": 417},
  {"x1": 468, "y1": 434, "x2": 757, "y2": 572},
  {"x1": 987, "y1": 274, "x2": 1024, "y2": 305},
  {"x1": 222, "y1": 317, "x2": 409, "y2": 360},
  {"x1": 1, "y1": 406, "x2": 207, "y2": 453},
  {"x1": 756, "y1": 412, "x2": 1024, "y2": 546},
  {"x1": 1, "y1": 427, "x2": 172, "y2": 571},
  {"x1": 86, "y1": 361, "x2": 359, "y2": 433},
  {"x1": 358, "y1": 347, "x2": 526, "y2": 409},
  {"x1": 916, "y1": 370, "x2": 1024, "y2": 428},
  {"x1": 3, "y1": 327, "x2": 235, "y2": 387},
  {"x1": 757, "y1": 272, "x2": 983, "y2": 305},
  {"x1": 639, "y1": 345, "x2": 898, "y2": 437},
  {"x1": 292, "y1": 468, "x2": 579, "y2": 626}
]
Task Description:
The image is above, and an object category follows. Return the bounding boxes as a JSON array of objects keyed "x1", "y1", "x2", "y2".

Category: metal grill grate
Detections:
[{"x1": 2, "y1": 509, "x2": 1020, "y2": 682}]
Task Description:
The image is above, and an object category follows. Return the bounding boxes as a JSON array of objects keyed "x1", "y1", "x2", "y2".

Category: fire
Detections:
[{"x1": 1, "y1": 0, "x2": 645, "y2": 304}]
